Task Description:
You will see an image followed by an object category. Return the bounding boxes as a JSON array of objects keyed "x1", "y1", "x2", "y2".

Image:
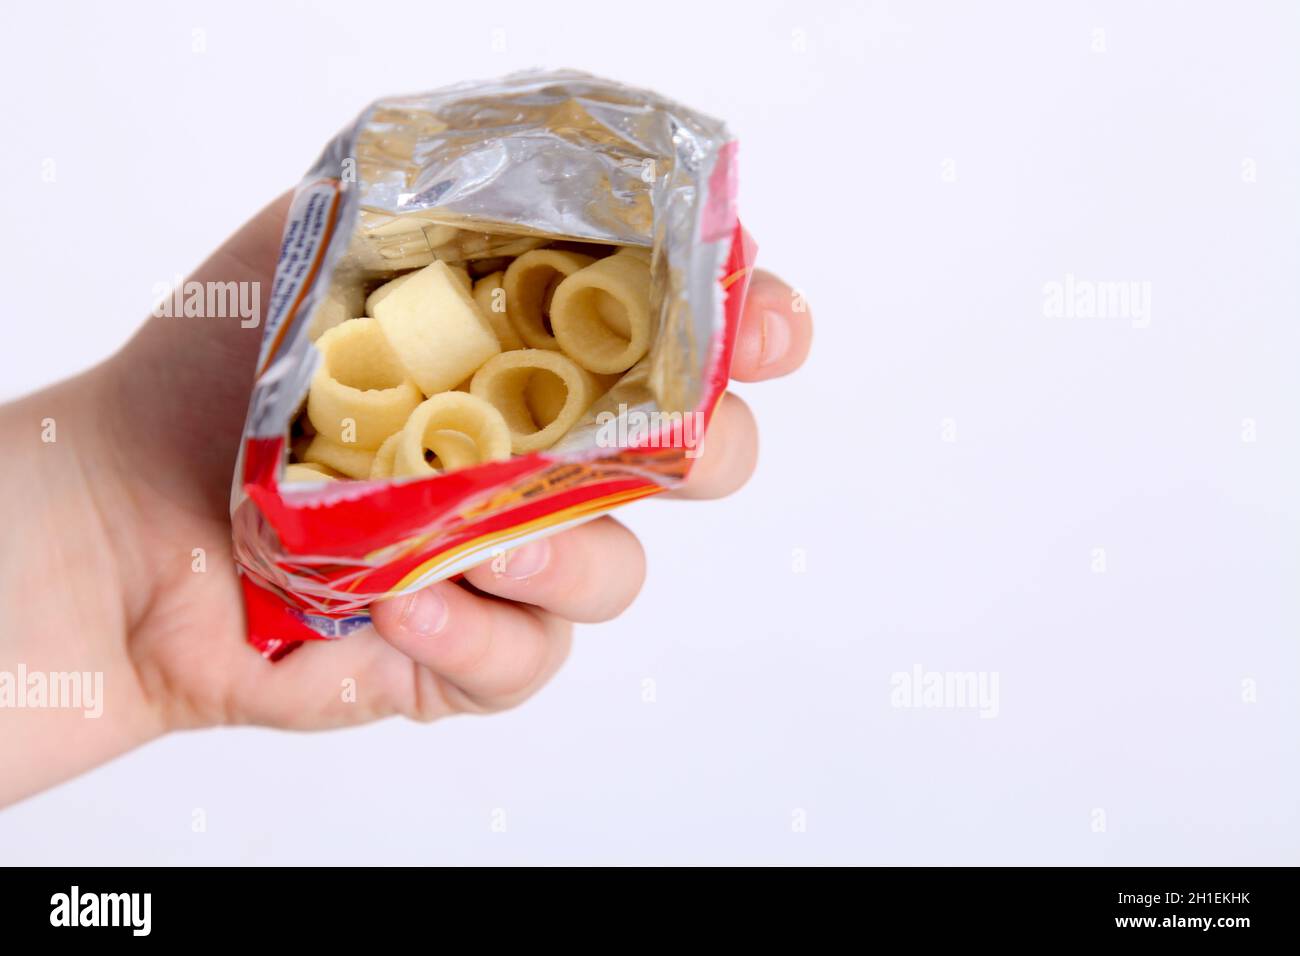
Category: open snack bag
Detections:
[{"x1": 231, "y1": 70, "x2": 755, "y2": 659}]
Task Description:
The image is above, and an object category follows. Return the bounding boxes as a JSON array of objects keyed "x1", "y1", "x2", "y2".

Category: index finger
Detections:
[{"x1": 729, "y1": 268, "x2": 814, "y2": 382}]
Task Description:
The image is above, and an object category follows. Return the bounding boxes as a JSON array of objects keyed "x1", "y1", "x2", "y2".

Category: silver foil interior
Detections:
[{"x1": 267, "y1": 69, "x2": 735, "y2": 454}]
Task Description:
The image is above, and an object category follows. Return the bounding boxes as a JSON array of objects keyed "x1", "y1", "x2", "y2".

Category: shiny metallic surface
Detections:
[{"x1": 313, "y1": 69, "x2": 736, "y2": 418}]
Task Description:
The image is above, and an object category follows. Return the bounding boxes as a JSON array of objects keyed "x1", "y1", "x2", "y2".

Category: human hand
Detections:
[{"x1": 0, "y1": 194, "x2": 812, "y2": 807}]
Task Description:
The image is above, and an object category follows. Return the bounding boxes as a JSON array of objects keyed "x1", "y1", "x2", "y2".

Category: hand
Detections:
[{"x1": 0, "y1": 194, "x2": 813, "y2": 807}]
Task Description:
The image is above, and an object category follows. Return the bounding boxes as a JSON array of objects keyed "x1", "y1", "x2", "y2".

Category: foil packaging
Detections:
[{"x1": 230, "y1": 70, "x2": 754, "y2": 659}]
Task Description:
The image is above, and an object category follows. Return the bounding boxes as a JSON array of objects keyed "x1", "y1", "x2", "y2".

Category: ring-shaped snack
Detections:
[
  {"x1": 393, "y1": 391, "x2": 512, "y2": 477},
  {"x1": 471, "y1": 349, "x2": 601, "y2": 454},
  {"x1": 302, "y1": 434, "x2": 377, "y2": 479},
  {"x1": 616, "y1": 245, "x2": 652, "y2": 264},
  {"x1": 371, "y1": 427, "x2": 477, "y2": 478},
  {"x1": 368, "y1": 431, "x2": 404, "y2": 479},
  {"x1": 524, "y1": 369, "x2": 568, "y2": 428},
  {"x1": 366, "y1": 265, "x2": 471, "y2": 317},
  {"x1": 502, "y1": 250, "x2": 595, "y2": 350},
  {"x1": 283, "y1": 462, "x2": 342, "y2": 483},
  {"x1": 472, "y1": 270, "x2": 524, "y2": 350},
  {"x1": 307, "y1": 318, "x2": 422, "y2": 450},
  {"x1": 550, "y1": 253, "x2": 653, "y2": 374},
  {"x1": 372, "y1": 261, "x2": 501, "y2": 397}
]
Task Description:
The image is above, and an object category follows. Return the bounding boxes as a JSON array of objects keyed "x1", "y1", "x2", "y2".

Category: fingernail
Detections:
[
  {"x1": 502, "y1": 540, "x2": 551, "y2": 580},
  {"x1": 759, "y1": 309, "x2": 791, "y2": 368},
  {"x1": 397, "y1": 589, "x2": 449, "y2": 637}
]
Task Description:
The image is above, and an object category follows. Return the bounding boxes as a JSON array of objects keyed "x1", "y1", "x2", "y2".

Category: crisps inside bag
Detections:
[{"x1": 231, "y1": 70, "x2": 755, "y2": 659}]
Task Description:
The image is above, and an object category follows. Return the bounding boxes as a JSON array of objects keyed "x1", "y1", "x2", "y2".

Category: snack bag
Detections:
[{"x1": 231, "y1": 70, "x2": 754, "y2": 659}]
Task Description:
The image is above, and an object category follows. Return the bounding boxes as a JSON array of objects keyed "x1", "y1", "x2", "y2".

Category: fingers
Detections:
[
  {"x1": 367, "y1": 516, "x2": 647, "y2": 713},
  {"x1": 665, "y1": 267, "x2": 808, "y2": 500},
  {"x1": 236, "y1": 626, "x2": 428, "y2": 729},
  {"x1": 670, "y1": 392, "x2": 758, "y2": 500},
  {"x1": 462, "y1": 516, "x2": 646, "y2": 623},
  {"x1": 370, "y1": 580, "x2": 573, "y2": 713},
  {"x1": 730, "y1": 268, "x2": 813, "y2": 382}
]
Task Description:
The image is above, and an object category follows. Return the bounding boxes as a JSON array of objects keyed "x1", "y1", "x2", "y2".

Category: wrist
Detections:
[{"x1": 0, "y1": 369, "x2": 169, "y2": 807}]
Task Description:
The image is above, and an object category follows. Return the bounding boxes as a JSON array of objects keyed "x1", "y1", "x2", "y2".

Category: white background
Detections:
[{"x1": 1, "y1": 0, "x2": 1297, "y2": 864}]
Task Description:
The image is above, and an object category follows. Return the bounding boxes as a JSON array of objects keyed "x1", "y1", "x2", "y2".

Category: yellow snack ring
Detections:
[
  {"x1": 308, "y1": 282, "x2": 366, "y2": 342},
  {"x1": 616, "y1": 245, "x2": 652, "y2": 264},
  {"x1": 307, "y1": 318, "x2": 423, "y2": 450},
  {"x1": 365, "y1": 271, "x2": 415, "y2": 317},
  {"x1": 450, "y1": 265, "x2": 473, "y2": 292},
  {"x1": 373, "y1": 260, "x2": 502, "y2": 396},
  {"x1": 290, "y1": 428, "x2": 315, "y2": 463},
  {"x1": 550, "y1": 253, "x2": 653, "y2": 374},
  {"x1": 472, "y1": 270, "x2": 523, "y2": 350},
  {"x1": 302, "y1": 435, "x2": 376, "y2": 479},
  {"x1": 371, "y1": 428, "x2": 473, "y2": 478},
  {"x1": 503, "y1": 250, "x2": 595, "y2": 350},
  {"x1": 523, "y1": 369, "x2": 618, "y2": 430},
  {"x1": 366, "y1": 266, "x2": 472, "y2": 317},
  {"x1": 426, "y1": 429, "x2": 481, "y2": 471},
  {"x1": 368, "y1": 431, "x2": 403, "y2": 479},
  {"x1": 393, "y1": 392, "x2": 512, "y2": 477},
  {"x1": 525, "y1": 369, "x2": 567, "y2": 427},
  {"x1": 283, "y1": 462, "x2": 342, "y2": 483},
  {"x1": 471, "y1": 349, "x2": 601, "y2": 454}
]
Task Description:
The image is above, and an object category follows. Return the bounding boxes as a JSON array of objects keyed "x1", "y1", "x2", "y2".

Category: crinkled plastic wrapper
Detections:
[{"x1": 231, "y1": 70, "x2": 755, "y2": 659}]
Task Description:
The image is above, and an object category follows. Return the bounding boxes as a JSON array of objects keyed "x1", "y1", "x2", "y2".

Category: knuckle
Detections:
[
  {"x1": 430, "y1": 616, "x2": 495, "y2": 678},
  {"x1": 497, "y1": 618, "x2": 573, "y2": 706},
  {"x1": 407, "y1": 664, "x2": 453, "y2": 722},
  {"x1": 564, "y1": 523, "x2": 645, "y2": 621}
]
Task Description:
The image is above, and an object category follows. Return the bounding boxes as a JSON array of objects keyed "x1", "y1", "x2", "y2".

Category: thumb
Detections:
[{"x1": 100, "y1": 191, "x2": 293, "y2": 507}]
